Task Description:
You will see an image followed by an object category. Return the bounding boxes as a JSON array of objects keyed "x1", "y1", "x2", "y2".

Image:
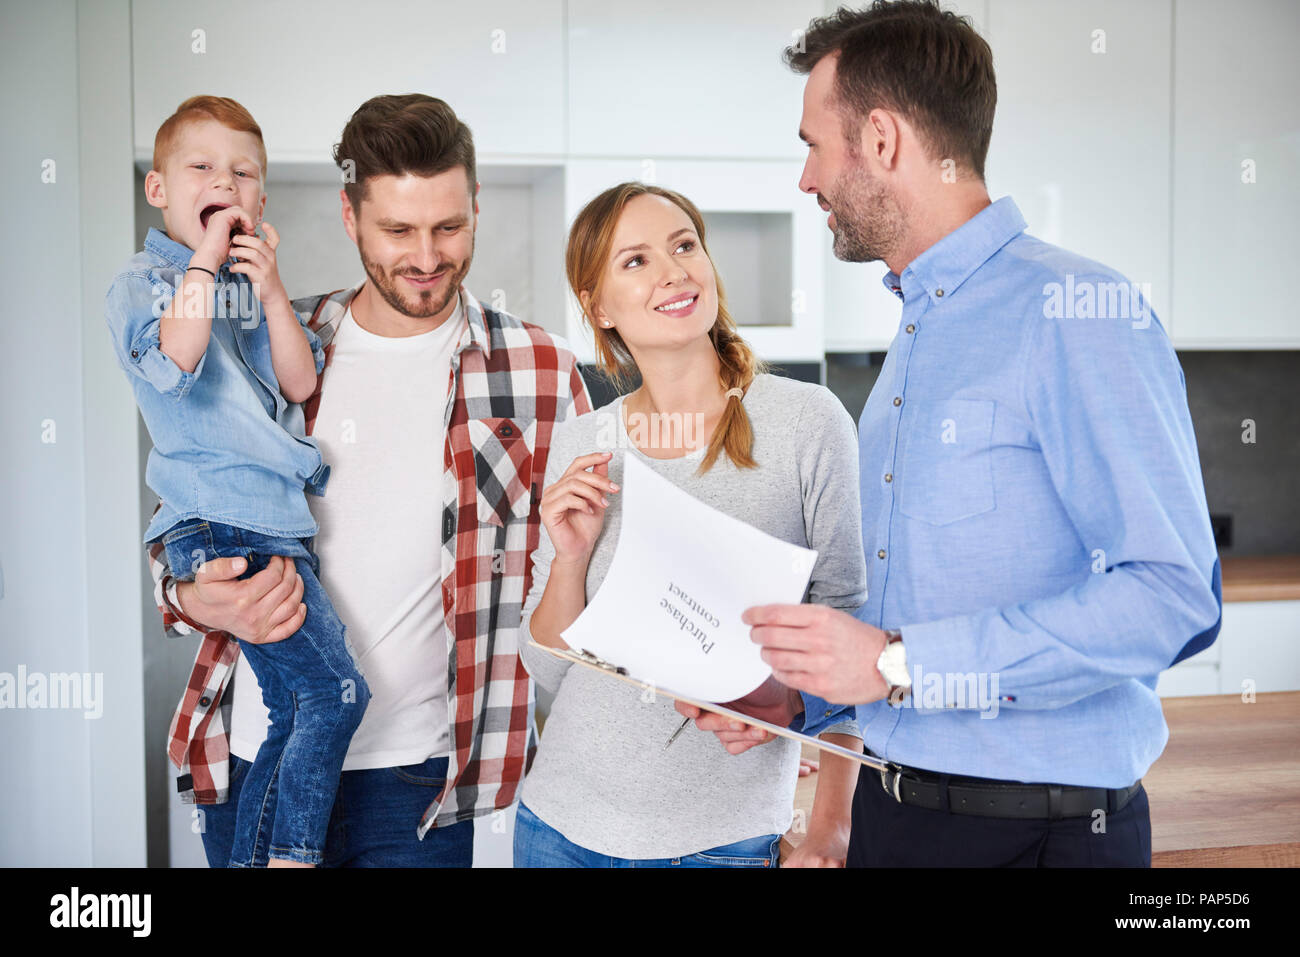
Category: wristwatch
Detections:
[{"x1": 876, "y1": 628, "x2": 911, "y2": 706}]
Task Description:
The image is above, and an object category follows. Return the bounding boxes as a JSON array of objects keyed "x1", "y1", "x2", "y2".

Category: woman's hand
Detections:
[
  {"x1": 672, "y1": 675, "x2": 804, "y2": 755},
  {"x1": 539, "y1": 451, "x2": 619, "y2": 566},
  {"x1": 783, "y1": 823, "x2": 849, "y2": 868},
  {"x1": 787, "y1": 735, "x2": 858, "y2": 868}
]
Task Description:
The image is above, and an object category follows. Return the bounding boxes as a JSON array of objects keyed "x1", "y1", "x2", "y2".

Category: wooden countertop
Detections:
[
  {"x1": 784, "y1": 691, "x2": 1300, "y2": 867},
  {"x1": 1145, "y1": 690, "x2": 1300, "y2": 866},
  {"x1": 1222, "y1": 554, "x2": 1300, "y2": 602}
]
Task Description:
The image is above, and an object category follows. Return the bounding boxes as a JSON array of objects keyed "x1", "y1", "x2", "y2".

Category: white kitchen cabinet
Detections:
[
  {"x1": 822, "y1": 0, "x2": 990, "y2": 354},
  {"x1": 567, "y1": 0, "x2": 820, "y2": 160},
  {"x1": 1154, "y1": 630, "x2": 1221, "y2": 697},
  {"x1": 1158, "y1": 599, "x2": 1300, "y2": 697},
  {"x1": 1170, "y1": 0, "x2": 1300, "y2": 348},
  {"x1": 827, "y1": 0, "x2": 1300, "y2": 354},
  {"x1": 983, "y1": 0, "x2": 1173, "y2": 330},
  {"x1": 1216, "y1": 600, "x2": 1300, "y2": 695},
  {"x1": 823, "y1": 252, "x2": 899, "y2": 354},
  {"x1": 827, "y1": 0, "x2": 1176, "y2": 353},
  {"x1": 563, "y1": 159, "x2": 825, "y2": 365},
  {"x1": 131, "y1": 0, "x2": 565, "y2": 164}
]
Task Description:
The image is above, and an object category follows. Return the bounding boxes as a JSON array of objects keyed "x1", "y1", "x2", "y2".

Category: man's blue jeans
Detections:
[
  {"x1": 197, "y1": 754, "x2": 474, "y2": 867},
  {"x1": 512, "y1": 802, "x2": 780, "y2": 867},
  {"x1": 162, "y1": 519, "x2": 370, "y2": 866}
]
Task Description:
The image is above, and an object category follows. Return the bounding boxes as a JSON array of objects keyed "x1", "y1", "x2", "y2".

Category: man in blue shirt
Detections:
[{"x1": 689, "y1": 1, "x2": 1221, "y2": 867}]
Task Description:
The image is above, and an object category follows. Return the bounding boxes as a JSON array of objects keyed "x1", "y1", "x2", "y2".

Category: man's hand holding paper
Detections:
[
  {"x1": 744, "y1": 603, "x2": 890, "y2": 704},
  {"x1": 675, "y1": 605, "x2": 889, "y2": 754}
]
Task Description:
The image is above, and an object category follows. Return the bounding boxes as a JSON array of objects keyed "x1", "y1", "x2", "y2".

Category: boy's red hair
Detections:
[{"x1": 152, "y1": 95, "x2": 267, "y2": 175}]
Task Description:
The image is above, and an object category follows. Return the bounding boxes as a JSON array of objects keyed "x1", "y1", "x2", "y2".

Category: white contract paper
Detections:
[{"x1": 560, "y1": 453, "x2": 818, "y2": 702}]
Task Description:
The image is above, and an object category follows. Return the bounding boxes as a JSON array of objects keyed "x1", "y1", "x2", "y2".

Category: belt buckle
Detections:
[{"x1": 879, "y1": 762, "x2": 904, "y2": 803}]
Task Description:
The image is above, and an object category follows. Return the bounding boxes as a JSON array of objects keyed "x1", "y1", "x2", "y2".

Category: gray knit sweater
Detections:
[{"x1": 518, "y1": 373, "x2": 868, "y2": 859}]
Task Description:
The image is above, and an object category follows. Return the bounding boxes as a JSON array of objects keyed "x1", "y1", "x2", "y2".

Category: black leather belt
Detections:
[{"x1": 875, "y1": 757, "x2": 1141, "y2": 820}]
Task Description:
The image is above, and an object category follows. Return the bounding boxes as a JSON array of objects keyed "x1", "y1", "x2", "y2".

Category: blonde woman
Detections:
[{"x1": 515, "y1": 183, "x2": 867, "y2": 867}]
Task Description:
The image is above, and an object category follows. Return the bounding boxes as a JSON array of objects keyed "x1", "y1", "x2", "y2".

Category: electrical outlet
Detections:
[{"x1": 1209, "y1": 513, "x2": 1233, "y2": 549}]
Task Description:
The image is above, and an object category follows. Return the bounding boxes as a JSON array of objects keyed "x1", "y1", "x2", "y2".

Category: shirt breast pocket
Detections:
[
  {"x1": 897, "y1": 399, "x2": 996, "y2": 526},
  {"x1": 467, "y1": 417, "x2": 536, "y2": 527}
]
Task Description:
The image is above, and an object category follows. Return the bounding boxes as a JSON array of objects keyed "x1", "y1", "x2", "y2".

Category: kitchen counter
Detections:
[
  {"x1": 1221, "y1": 554, "x2": 1300, "y2": 602},
  {"x1": 783, "y1": 691, "x2": 1300, "y2": 867},
  {"x1": 1144, "y1": 690, "x2": 1299, "y2": 866}
]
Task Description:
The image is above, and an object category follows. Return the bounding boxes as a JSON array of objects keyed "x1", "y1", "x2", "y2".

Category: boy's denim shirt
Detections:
[{"x1": 106, "y1": 227, "x2": 330, "y2": 544}]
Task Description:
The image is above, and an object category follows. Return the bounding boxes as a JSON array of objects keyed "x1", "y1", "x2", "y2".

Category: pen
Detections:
[{"x1": 663, "y1": 716, "x2": 691, "y2": 750}]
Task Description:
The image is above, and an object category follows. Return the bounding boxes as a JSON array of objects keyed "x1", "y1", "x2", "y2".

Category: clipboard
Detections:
[{"x1": 529, "y1": 642, "x2": 890, "y2": 771}]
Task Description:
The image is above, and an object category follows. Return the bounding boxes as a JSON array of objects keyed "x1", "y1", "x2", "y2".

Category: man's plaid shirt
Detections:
[{"x1": 147, "y1": 283, "x2": 593, "y2": 837}]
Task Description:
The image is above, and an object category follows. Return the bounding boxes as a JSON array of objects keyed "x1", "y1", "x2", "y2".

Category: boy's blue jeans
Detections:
[
  {"x1": 162, "y1": 519, "x2": 370, "y2": 867},
  {"x1": 512, "y1": 802, "x2": 781, "y2": 868}
]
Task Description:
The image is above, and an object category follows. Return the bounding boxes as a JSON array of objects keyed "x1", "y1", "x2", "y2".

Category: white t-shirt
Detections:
[{"x1": 228, "y1": 298, "x2": 465, "y2": 770}]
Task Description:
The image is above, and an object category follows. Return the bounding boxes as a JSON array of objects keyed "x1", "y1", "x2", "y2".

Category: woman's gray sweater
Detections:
[{"x1": 518, "y1": 372, "x2": 868, "y2": 859}]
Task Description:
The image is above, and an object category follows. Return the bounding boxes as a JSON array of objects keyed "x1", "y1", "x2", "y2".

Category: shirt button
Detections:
[
  {"x1": 892, "y1": 396, "x2": 902, "y2": 407},
  {"x1": 198, "y1": 695, "x2": 212, "y2": 708},
  {"x1": 905, "y1": 324, "x2": 916, "y2": 334},
  {"x1": 130, "y1": 349, "x2": 139, "y2": 359},
  {"x1": 884, "y1": 473, "x2": 893, "y2": 483},
  {"x1": 877, "y1": 549, "x2": 887, "y2": 559},
  {"x1": 935, "y1": 288, "x2": 945, "y2": 298},
  {"x1": 824, "y1": 709, "x2": 833, "y2": 718}
]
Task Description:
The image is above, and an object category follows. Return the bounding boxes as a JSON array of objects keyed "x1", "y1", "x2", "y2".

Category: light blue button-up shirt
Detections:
[
  {"x1": 853, "y1": 196, "x2": 1221, "y2": 788},
  {"x1": 105, "y1": 227, "x2": 329, "y2": 543}
]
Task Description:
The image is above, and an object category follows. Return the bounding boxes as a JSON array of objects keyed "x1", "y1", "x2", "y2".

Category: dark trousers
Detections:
[{"x1": 847, "y1": 762, "x2": 1152, "y2": 867}]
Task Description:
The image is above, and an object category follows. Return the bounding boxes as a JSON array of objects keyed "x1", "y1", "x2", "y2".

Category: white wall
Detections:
[{"x1": 0, "y1": 0, "x2": 145, "y2": 866}]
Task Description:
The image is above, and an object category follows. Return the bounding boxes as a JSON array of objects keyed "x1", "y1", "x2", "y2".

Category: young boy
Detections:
[{"x1": 105, "y1": 96, "x2": 369, "y2": 868}]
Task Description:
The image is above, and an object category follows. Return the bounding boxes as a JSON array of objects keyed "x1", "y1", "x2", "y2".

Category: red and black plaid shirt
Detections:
[{"x1": 148, "y1": 284, "x2": 592, "y2": 835}]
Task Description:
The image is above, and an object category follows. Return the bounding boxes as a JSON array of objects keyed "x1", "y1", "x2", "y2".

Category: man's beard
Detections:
[
  {"x1": 357, "y1": 232, "x2": 474, "y2": 319},
  {"x1": 825, "y1": 159, "x2": 903, "y2": 264}
]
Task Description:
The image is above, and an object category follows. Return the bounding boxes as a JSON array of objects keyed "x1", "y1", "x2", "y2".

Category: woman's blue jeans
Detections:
[
  {"x1": 162, "y1": 519, "x2": 370, "y2": 866},
  {"x1": 512, "y1": 802, "x2": 781, "y2": 868}
]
